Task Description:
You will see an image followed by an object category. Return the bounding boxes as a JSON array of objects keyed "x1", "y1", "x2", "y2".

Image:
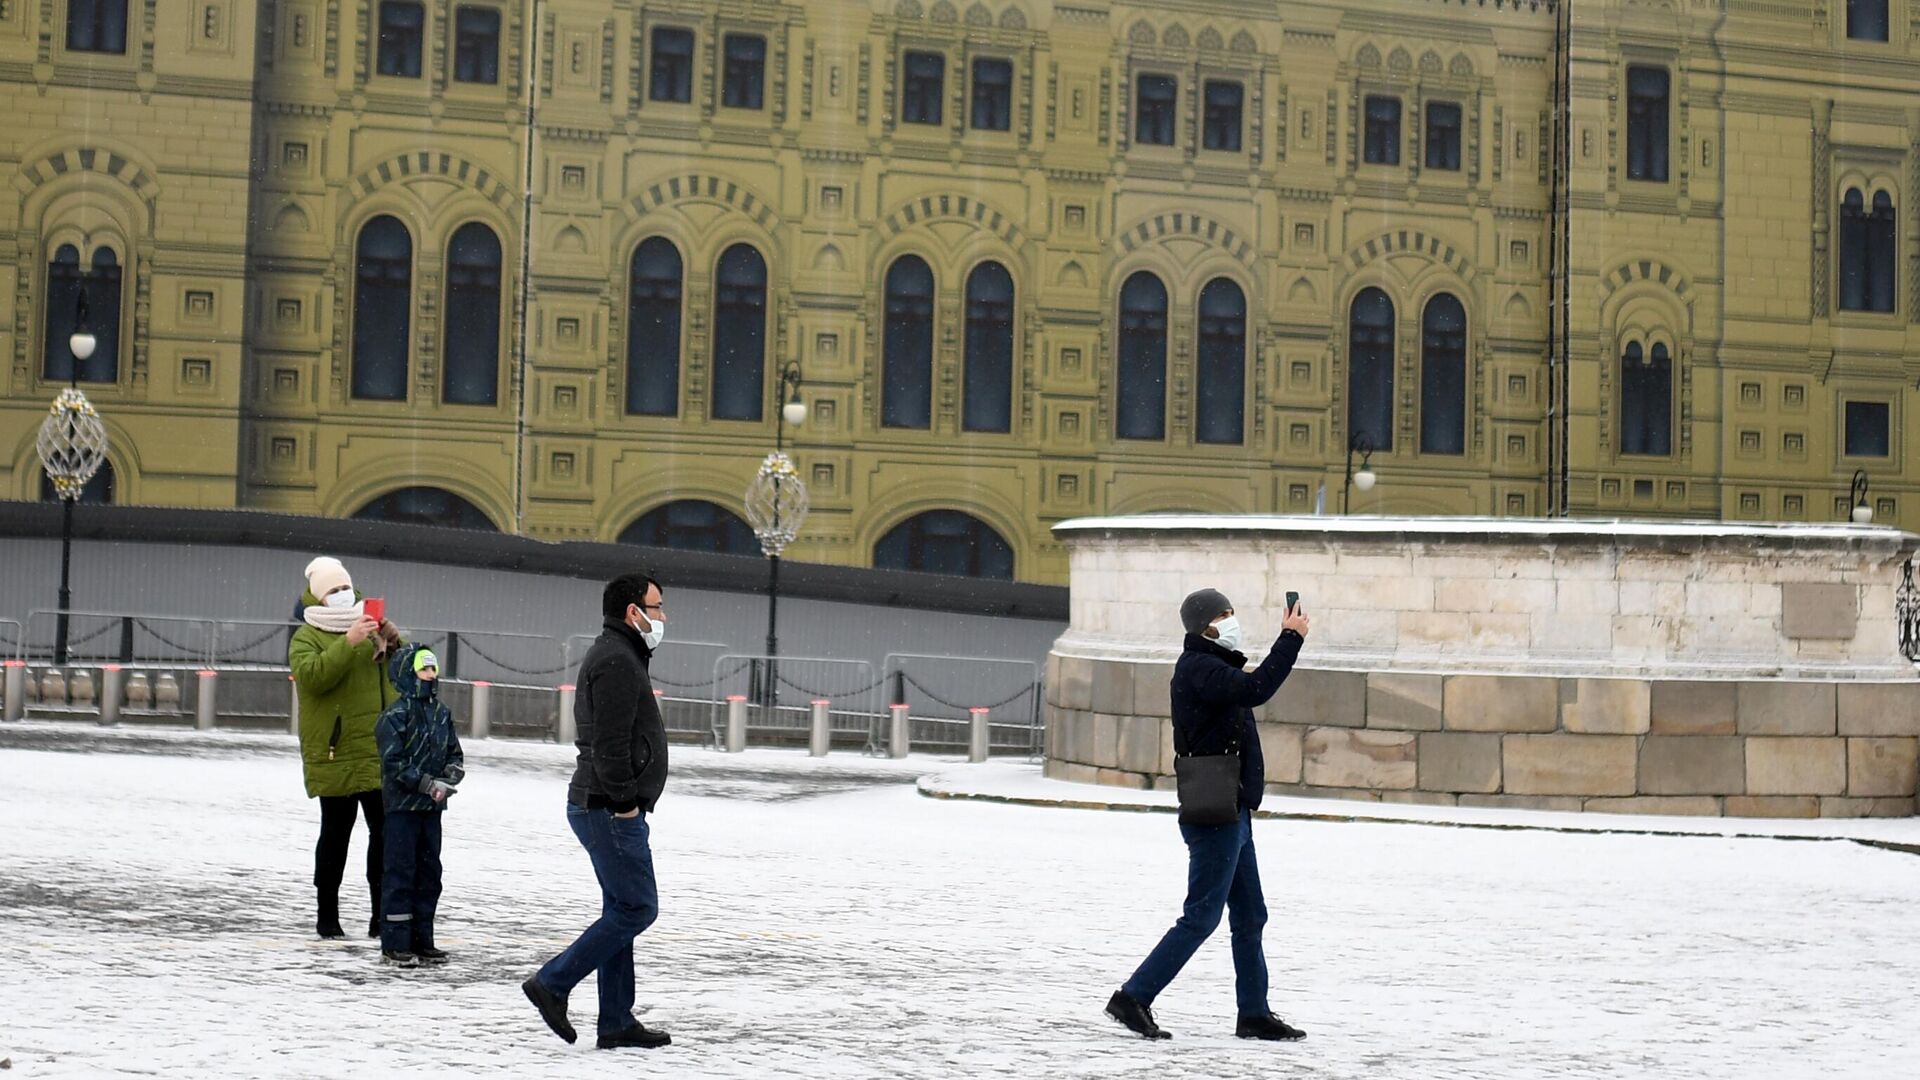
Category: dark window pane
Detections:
[
  {"x1": 971, "y1": 57, "x2": 1013, "y2": 131},
  {"x1": 41, "y1": 459, "x2": 115, "y2": 504},
  {"x1": 1348, "y1": 287, "x2": 1395, "y2": 450},
  {"x1": 620, "y1": 500, "x2": 756, "y2": 554},
  {"x1": 1626, "y1": 66, "x2": 1669, "y2": 182},
  {"x1": 84, "y1": 249, "x2": 121, "y2": 384},
  {"x1": 1420, "y1": 293, "x2": 1467, "y2": 454},
  {"x1": 883, "y1": 256, "x2": 935, "y2": 429},
  {"x1": 873, "y1": 510, "x2": 1014, "y2": 579},
  {"x1": 1840, "y1": 188, "x2": 1869, "y2": 311},
  {"x1": 650, "y1": 28, "x2": 694, "y2": 102},
  {"x1": 1868, "y1": 190, "x2": 1897, "y2": 313},
  {"x1": 1195, "y1": 278, "x2": 1245, "y2": 445},
  {"x1": 443, "y1": 223, "x2": 501, "y2": 406},
  {"x1": 352, "y1": 215, "x2": 412, "y2": 401},
  {"x1": 1849, "y1": 0, "x2": 1890, "y2": 41},
  {"x1": 43, "y1": 246, "x2": 83, "y2": 382},
  {"x1": 627, "y1": 238, "x2": 683, "y2": 416},
  {"x1": 1135, "y1": 74, "x2": 1176, "y2": 146},
  {"x1": 1202, "y1": 80, "x2": 1243, "y2": 152},
  {"x1": 1846, "y1": 400, "x2": 1891, "y2": 457},
  {"x1": 722, "y1": 34, "x2": 766, "y2": 110},
  {"x1": 1620, "y1": 341, "x2": 1673, "y2": 456},
  {"x1": 1425, "y1": 101, "x2": 1462, "y2": 171},
  {"x1": 1116, "y1": 272, "x2": 1168, "y2": 440},
  {"x1": 710, "y1": 245, "x2": 766, "y2": 421},
  {"x1": 453, "y1": 7, "x2": 500, "y2": 84},
  {"x1": 376, "y1": 2, "x2": 424, "y2": 78},
  {"x1": 45, "y1": 246, "x2": 121, "y2": 384},
  {"x1": 67, "y1": 0, "x2": 128, "y2": 53},
  {"x1": 352, "y1": 487, "x2": 497, "y2": 531},
  {"x1": 903, "y1": 51, "x2": 945, "y2": 125},
  {"x1": 963, "y1": 262, "x2": 1014, "y2": 433},
  {"x1": 1364, "y1": 96, "x2": 1401, "y2": 165}
]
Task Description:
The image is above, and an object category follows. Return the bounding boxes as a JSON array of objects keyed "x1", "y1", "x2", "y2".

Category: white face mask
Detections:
[
  {"x1": 1211, "y1": 615, "x2": 1243, "y2": 652},
  {"x1": 322, "y1": 589, "x2": 357, "y2": 609},
  {"x1": 633, "y1": 610, "x2": 665, "y2": 651}
]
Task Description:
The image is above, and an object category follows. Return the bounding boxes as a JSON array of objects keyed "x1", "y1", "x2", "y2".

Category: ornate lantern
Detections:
[
  {"x1": 37, "y1": 388, "x2": 108, "y2": 500},
  {"x1": 745, "y1": 451, "x2": 809, "y2": 558},
  {"x1": 1897, "y1": 558, "x2": 1920, "y2": 665}
]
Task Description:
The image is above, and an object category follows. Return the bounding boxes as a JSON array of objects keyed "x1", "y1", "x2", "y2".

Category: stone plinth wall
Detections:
[{"x1": 1047, "y1": 516, "x2": 1920, "y2": 817}]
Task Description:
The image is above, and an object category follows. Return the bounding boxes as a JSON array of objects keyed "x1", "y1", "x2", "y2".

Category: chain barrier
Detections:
[
  {"x1": 457, "y1": 635, "x2": 569, "y2": 678},
  {"x1": 899, "y1": 670, "x2": 1038, "y2": 713},
  {"x1": 774, "y1": 670, "x2": 891, "y2": 700},
  {"x1": 132, "y1": 619, "x2": 212, "y2": 659},
  {"x1": 215, "y1": 623, "x2": 295, "y2": 659}
]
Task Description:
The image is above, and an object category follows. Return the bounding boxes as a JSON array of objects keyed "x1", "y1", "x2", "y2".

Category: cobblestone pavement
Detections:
[{"x1": 2, "y1": 725, "x2": 1916, "y2": 1079}]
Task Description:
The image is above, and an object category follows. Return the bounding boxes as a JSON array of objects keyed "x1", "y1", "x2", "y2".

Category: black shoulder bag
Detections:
[{"x1": 1173, "y1": 717, "x2": 1241, "y2": 827}]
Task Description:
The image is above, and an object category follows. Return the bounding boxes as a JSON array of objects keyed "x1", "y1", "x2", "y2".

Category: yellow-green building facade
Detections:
[{"x1": 4, "y1": 0, "x2": 1919, "y2": 584}]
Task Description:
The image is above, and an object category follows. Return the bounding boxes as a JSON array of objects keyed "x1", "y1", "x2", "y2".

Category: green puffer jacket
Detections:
[{"x1": 290, "y1": 590, "x2": 400, "y2": 798}]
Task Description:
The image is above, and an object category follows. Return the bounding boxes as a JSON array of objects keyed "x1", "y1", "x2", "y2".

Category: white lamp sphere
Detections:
[
  {"x1": 782, "y1": 399, "x2": 808, "y2": 426},
  {"x1": 1853, "y1": 504, "x2": 1874, "y2": 524},
  {"x1": 69, "y1": 331, "x2": 97, "y2": 361},
  {"x1": 1354, "y1": 469, "x2": 1378, "y2": 493}
]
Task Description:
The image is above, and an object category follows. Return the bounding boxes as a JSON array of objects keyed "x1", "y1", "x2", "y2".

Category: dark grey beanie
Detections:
[{"x1": 1180, "y1": 588, "x2": 1232, "y2": 635}]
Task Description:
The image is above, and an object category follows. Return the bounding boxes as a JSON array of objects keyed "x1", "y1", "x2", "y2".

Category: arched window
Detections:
[
  {"x1": 1869, "y1": 191, "x2": 1897, "y2": 313},
  {"x1": 1620, "y1": 341, "x2": 1672, "y2": 456},
  {"x1": 710, "y1": 244, "x2": 767, "y2": 421},
  {"x1": 963, "y1": 261, "x2": 1014, "y2": 433},
  {"x1": 352, "y1": 486, "x2": 498, "y2": 531},
  {"x1": 41, "y1": 459, "x2": 116, "y2": 504},
  {"x1": 883, "y1": 255, "x2": 935, "y2": 429},
  {"x1": 443, "y1": 222, "x2": 501, "y2": 406},
  {"x1": 619, "y1": 500, "x2": 757, "y2": 555},
  {"x1": 626, "y1": 238, "x2": 683, "y2": 416},
  {"x1": 874, "y1": 510, "x2": 1014, "y2": 579},
  {"x1": 1348, "y1": 288, "x2": 1395, "y2": 450},
  {"x1": 1194, "y1": 278, "x2": 1246, "y2": 445},
  {"x1": 1116, "y1": 272, "x2": 1168, "y2": 440},
  {"x1": 1421, "y1": 293, "x2": 1467, "y2": 455},
  {"x1": 352, "y1": 215, "x2": 412, "y2": 401},
  {"x1": 1840, "y1": 188, "x2": 1896, "y2": 314},
  {"x1": 43, "y1": 245, "x2": 122, "y2": 383}
]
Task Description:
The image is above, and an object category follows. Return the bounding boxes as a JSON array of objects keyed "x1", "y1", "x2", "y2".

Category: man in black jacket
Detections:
[
  {"x1": 523, "y1": 572, "x2": 673, "y2": 1051},
  {"x1": 1107, "y1": 587, "x2": 1311, "y2": 1043}
]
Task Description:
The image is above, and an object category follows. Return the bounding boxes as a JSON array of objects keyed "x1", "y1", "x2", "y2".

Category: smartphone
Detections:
[
  {"x1": 363, "y1": 597, "x2": 385, "y2": 623},
  {"x1": 1285, "y1": 591, "x2": 1300, "y2": 616}
]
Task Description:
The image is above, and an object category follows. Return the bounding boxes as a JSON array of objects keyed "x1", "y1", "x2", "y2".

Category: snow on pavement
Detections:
[{"x1": 2, "y1": 727, "x2": 1917, "y2": 1079}]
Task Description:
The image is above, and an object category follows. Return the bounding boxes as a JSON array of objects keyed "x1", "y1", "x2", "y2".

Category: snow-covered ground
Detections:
[{"x1": 3, "y1": 723, "x2": 1917, "y2": 1079}]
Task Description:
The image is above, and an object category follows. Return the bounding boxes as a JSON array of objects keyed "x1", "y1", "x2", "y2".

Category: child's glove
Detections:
[
  {"x1": 445, "y1": 764, "x2": 466, "y2": 786},
  {"x1": 426, "y1": 779, "x2": 457, "y2": 803}
]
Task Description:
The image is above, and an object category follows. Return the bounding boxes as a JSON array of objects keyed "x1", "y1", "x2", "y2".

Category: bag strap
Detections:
[{"x1": 1172, "y1": 711, "x2": 1243, "y2": 758}]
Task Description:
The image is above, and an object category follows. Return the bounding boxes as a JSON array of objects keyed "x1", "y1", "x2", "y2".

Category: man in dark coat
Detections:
[
  {"x1": 523, "y1": 572, "x2": 673, "y2": 1051},
  {"x1": 1107, "y1": 587, "x2": 1311, "y2": 1043}
]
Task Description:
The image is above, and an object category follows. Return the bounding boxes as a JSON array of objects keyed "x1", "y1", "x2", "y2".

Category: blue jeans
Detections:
[
  {"x1": 534, "y1": 804, "x2": 660, "y2": 1036},
  {"x1": 379, "y1": 810, "x2": 442, "y2": 953},
  {"x1": 1121, "y1": 809, "x2": 1270, "y2": 1017}
]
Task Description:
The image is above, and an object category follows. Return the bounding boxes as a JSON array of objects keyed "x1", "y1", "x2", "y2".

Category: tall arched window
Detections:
[
  {"x1": 874, "y1": 510, "x2": 1015, "y2": 579},
  {"x1": 1195, "y1": 278, "x2": 1246, "y2": 445},
  {"x1": 442, "y1": 222, "x2": 501, "y2": 406},
  {"x1": 1838, "y1": 188, "x2": 1898, "y2": 314},
  {"x1": 710, "y1": 244, "x2": 767, "y2": 421},
  {"x1": 963, "y1": 261, "x2": 1014, "y2": 433},
  {"x1": 1421, "y1": 293, "x2": 1467, "y2": 455},
  {"x1": 627, "y1": 238, "x2": 683, "y2": 416},
  {"x1": 1868, "y1": 190, "x2": 1897, "y2": 313},
  {"x1": 1116, "y1": 271, "x2": 1168, "y2": 440},
  {"x1": 1348, "y1": 288, "x2": 1395, "y2": 450},
  {"x1": 43, "y1": 245, "x2": 122, "y2": 383},
  {"x1": 619, "y1": 500, "x2": 756, "y2": 555},
  {"x1": 41, "y1": 459, "x2": 115, "y2": 504},
  {"x1": 883, "y1": 255, "x2": 935, "y2": 429},
  {"x1": 352, "y1": 215, "x2": 413, "y2": 401},
  {"x1": 1620, "y1": 341, "x2": 1672, "y2": 456},
  {"x1": 352, "y1": 486, "x2": 498, "y2": 530}
]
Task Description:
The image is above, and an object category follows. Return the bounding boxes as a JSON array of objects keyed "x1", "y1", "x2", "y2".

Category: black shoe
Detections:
[
  {"x1": 381, "y1": 950, "x2": 420, "y2": 968},
  {"x1": 316, "y1": 918, "x2": 345, "y2": 940},
  {"x1": 1106, "y1": 991, "x2": 1171, "y2": 1040},
  {"x1": 522, "y1": 976, "x2": 577, "y2": 1045},
  {"x1": 414, "y1": 946, "x2": 448, "y2": 964},
  {"x1": 596, "y1": 1023, "x2": 672, "y2": 1050},
  {"x1": 1236, "y1": 1013, "x2": 1307, "y2": 1041}
]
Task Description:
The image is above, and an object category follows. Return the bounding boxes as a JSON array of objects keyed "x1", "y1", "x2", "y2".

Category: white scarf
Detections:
[{"x1": 303, "y1": 599, "x2": 364, "y2": 634}]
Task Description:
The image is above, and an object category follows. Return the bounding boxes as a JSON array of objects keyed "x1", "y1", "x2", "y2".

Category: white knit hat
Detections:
[{"x1": 305, "y1": 556, "x2": 352, "y2": 599}]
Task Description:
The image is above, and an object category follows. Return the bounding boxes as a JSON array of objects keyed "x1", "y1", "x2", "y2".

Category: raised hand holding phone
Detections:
[
  {"x1": 1282, "y1": 591, "x2": 1311, "y2": 638},
  {"x1": 364, "y1": 597, "x2": 386, "y2": 624}
]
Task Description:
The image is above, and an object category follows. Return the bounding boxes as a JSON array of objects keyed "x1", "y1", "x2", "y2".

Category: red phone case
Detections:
[{"x1": 364, "y1": 598, "x2": 385, "y2": 623}]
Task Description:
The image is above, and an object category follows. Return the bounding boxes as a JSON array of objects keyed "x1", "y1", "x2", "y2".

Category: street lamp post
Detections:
[
  {"x1": 37, "y1": 289, "x2": 108, "y2": 665},
  {"x1": 1342, "y1": 434, "x2": 1378, "y2": 515},
  {"x1": 744, "y1": 362, "x2": 809, "y2": 712},
  {"x1": 1850, "y1": 470, "x2": 1874, "y2": 524}
]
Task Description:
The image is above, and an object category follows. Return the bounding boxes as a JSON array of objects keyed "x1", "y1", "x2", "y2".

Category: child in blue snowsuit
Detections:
[{"x1": 375, "y1": 644, "x2": 465, "y2": 966}]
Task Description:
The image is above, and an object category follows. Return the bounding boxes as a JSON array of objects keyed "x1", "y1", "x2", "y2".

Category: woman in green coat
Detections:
[{"x1": 290, "y1": 556, "x2": 403, "y2": 939}]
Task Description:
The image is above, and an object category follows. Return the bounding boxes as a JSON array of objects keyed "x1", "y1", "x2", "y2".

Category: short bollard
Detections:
[
  {"x1": 968, "y1": 706, "x2": 990, "y2": 763},
  {"x1": 725, "y1": 694, "x2": 748, "y2": 753},
  {"x1": 889, "y1": 703, "x2": 911, "y2": 759},
  {"x1": 556, "y1": 684, "x2": 577, "y2": 745},
  {"x1": 470, "y1": 681, "x2": 492, "y2": 740},
  {"x1": 100, "y1": 665, "x2": 124, "y2": 727},
  {"x1": 288, "y1": 675, "x2": 300, "y2": 736},
  {"x1": 3, "y1": 661, "x2": 24, "y2": 722},
  {"x1": 808, "y1": 699, "x2": 832, "y2": 757},
  {"x1": 195, "y1": 670, "x2": 218, "y2": 731}
]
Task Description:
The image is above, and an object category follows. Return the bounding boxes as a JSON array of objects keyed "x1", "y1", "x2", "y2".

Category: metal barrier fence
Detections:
[
  {"x1": 708, "y1": 654, "x2": 885, "y2": 753},
  {"x1": 0, "y1": 618, "x2": 24, "y2": 662},
  {"x1": 883, "y1": 652, "x2": 1043, "y2": 757}
]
